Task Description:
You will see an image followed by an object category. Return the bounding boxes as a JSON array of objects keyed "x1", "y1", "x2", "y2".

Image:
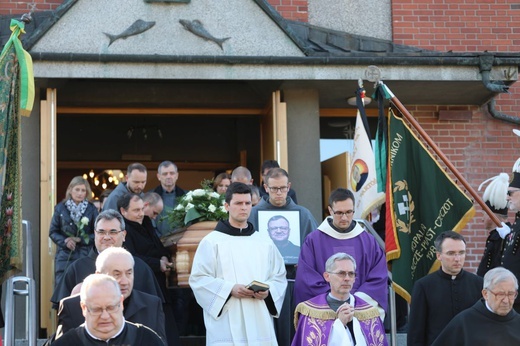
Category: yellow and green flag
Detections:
[{"x1": 0, "y1": 19, "x2": 34, "y2": 283}]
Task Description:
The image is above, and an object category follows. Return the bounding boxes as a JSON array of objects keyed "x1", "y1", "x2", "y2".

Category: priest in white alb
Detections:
[{"x1": 189, "y1": 182, "x2": 287, "y2": 345}]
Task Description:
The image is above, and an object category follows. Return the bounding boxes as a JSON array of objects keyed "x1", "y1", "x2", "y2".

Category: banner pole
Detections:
[{"x1": 384, "y1": 86, "x2": 501, "y2": 227}]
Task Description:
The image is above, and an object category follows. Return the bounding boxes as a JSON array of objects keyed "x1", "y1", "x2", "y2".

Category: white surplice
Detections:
[{"x1": 189, "y1": 230, "x2": 287, "y2": 345}]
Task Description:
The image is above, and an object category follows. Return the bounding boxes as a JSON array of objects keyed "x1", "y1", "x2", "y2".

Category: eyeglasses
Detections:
[
  {"x1": 331, "y1": 209, "x2": 355, "y2": 217},
  {"x1": 86, "y1": 303, "x2": 121, "y2": 316},
  {"x1": 267, "y1": 186, "x2": 289, "y2": 193},
  {"x1": 327, "y1": 271, "x2": 356, "y2": 279},
  {"x1": 95, "y1": 229, "x2": 123, "y2": 237},
  {"x1": 269, "y1": 226, "x2": 289, "y2": 231},
  {"x1": 442, "y1": 251, "x2": 466, "y2": 258},
  {"x1": 507, "y1": 190, "x2": 520, "y2": 196},
  {"x1": 487, "y1": 290, "x2": 518, "y2": 300}
]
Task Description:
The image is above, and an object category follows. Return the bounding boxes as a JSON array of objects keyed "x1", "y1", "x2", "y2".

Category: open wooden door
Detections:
[
  {"x1": 260, "y1": 91, "x2": 288, "y2": 172},
  {"x1": 321, "y1": 152, "x2": 350, "y2": 218},
  {"x1": 40, "y1": 88, "x2": 57, "y2": 335}
]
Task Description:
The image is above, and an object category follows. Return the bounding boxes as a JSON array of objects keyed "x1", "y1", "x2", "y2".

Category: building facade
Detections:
[{"x1": 2, "y1": 0, "x2": 520, "y2": 338}]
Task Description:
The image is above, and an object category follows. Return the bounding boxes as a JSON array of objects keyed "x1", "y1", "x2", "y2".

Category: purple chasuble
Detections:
[
  {"x1": 292, "y1": 293, "x2": 387, "y2": 346},
  {"x1": 294, "y1": 219, "x2": 388, "y2": 310}
]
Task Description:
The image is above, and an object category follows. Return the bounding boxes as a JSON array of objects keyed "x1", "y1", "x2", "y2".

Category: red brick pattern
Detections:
[
  {"x1": 405, "y1": 104, "x2": 519, "y2": 271},
  {"x1": 267, "y1": 0, "x2": 308, "y2": 22},
  {"x1": 391, "y1": 0, "x2": 520, "y2": 272},
  {"x1": 392, "y1": 0, "x2": 520, "y2": 52},
  {"x1": 0, "y1": 0, "x2": 311, "y2": 21},
  {"x1": 0, "y1": 0, "x2": 63, "y2": 15}
]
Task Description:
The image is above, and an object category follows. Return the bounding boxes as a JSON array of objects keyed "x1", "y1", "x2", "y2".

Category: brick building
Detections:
[{"x1": 2, "y1": 0, "x2": 520, "y2": 340}]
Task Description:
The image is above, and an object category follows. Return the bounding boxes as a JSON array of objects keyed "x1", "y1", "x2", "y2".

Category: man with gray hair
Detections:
[
  {"x1": 53, "y1": 273, "x2": 164, "y2": 345},
  {"x1": 143, "y1": 191, "x2": 164, "y2": 237},
  {"x1": 55, "y1": 247, "x2": 166, "y2": 341},
  {"x1": 51, "y1": 209, "x2": 163, "y2": 309},
  {"x1": 433, "y1": 267, "x2": 520, "y2": 345},
  {"x1": 292, "y1": 252, "x2": 387, "y2": 345},
  {"x1": 151, "y1": 160, "x2": 186, "y2": 236}
]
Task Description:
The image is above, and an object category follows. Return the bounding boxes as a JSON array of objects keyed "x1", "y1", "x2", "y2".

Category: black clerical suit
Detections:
[
  {"x1": 56, "y1": 289, "x2": 166, "y2": 342},
  {"x1": 53, "y1": 321, "x2": 165, "y2": 346},
  {"x1": 122, "y1": 216, "x2": 179, "y2": 345},
  {"x1": 51, "y1": 248, "x2": 164, "y2": 309},
  {"x1": 408, "y1": 269, "x2": 483, "y2": 346}
]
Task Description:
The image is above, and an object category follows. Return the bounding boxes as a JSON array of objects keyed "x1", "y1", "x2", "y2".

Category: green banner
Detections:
[
  {"x1": 387, "y1": 109, "x2": 475, "y2": 302},
  {"x1": 0, "y1": 19, "x2": 33, "y2": 283}
]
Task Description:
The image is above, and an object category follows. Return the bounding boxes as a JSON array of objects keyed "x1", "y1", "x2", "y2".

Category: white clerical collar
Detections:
[
  {"x1": 484, "y1": 300, "x2": 496, "y2": 314},
  {"x1": 84, "y1": 317, "x2": 126, "y2": 341},
  {"x1": 328, "y1": 293, "x2": 352, "y2": 304}
]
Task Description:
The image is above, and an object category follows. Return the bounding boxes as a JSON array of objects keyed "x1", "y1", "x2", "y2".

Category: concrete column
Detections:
[{"x1": 282, "y1": 87, "x2": 322, "y2": 222}]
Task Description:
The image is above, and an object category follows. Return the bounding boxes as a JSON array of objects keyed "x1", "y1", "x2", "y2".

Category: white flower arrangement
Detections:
[{"x1": 165, "y1": 179, "x2": 228, "y2": 228}]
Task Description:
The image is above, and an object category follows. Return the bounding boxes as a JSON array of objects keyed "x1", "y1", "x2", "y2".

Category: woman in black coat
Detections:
[{"x1": 49, "y1": 176, "x2": 98, "y2": 286}]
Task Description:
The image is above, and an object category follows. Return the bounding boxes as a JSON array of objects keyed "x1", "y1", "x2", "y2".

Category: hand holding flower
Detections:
[{"x1": 64, "y1": 237, "x2": 77, "y2": 251}]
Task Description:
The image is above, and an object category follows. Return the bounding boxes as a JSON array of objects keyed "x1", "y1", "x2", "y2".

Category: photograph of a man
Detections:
[{"x1": 267, "y1": 214, "x2": 300, "y2": 265}]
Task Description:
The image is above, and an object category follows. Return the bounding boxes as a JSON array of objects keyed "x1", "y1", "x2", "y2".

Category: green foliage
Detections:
[{"x1": 165, "y1": 180, "x2": 228, "y2": 228}]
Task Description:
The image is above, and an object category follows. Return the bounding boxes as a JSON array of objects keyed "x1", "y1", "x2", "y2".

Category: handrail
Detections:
[
  {"x1": 356, "y1": 218, "x2": 397, "y2": 346},
  {"x1": 4, "y1": 220, "x2": 37, "y2": 346}
]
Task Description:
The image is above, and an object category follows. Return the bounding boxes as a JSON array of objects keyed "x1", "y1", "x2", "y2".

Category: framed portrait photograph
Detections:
[{"x1": 257, "y1": 210, "x2": 301, "y2": 265}]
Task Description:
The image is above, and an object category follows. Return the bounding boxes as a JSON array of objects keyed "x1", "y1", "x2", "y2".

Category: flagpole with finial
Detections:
[{"x1": 370, "y1": 67, "x2": 501, "y2": 227}]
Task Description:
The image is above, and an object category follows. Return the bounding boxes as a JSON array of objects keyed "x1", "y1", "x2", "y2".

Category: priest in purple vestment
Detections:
[
  {"x1": 294, "y1": 188, "x2": 388, "y2": 317},
  {"x1": 292, "y1": 252, "x2": 387, "y2": 346}
]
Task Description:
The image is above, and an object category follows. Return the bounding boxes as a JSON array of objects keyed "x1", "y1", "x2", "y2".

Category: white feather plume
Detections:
[
  {"x1": 513, "y1": 158, "x2": 520, "y2": 173},
  {"x1": 479, "y1": 173, "x2": 509, "y2": 209}
]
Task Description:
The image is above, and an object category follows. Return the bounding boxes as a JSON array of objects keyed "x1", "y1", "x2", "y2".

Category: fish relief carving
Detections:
[
  {"x1": 104, "y1": 19, "x2": 156, "y2": 47},
  {"x1": 179, "y1": 19, "x2": 230, "y2": 50}
]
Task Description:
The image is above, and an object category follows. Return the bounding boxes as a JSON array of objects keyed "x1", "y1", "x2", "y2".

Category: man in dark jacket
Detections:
[
  {"x1": 55, "y1": 247, "x2": 166, "y2": 342},
  {"x1": 151, "y1": 161, "x2": 186, "y2": 237},
  {"x1": 102, "y1": 162, "x2": 147, "y2": 212},
  {"x1": 53, "y1": 273, "x2": 164, "y2": 345},
  {"x1": 407, "y1": 231, "x2": 484, "y2": 346},
  {"x1": 118, "y1": 193, "x2": 179, "y2": 345}
]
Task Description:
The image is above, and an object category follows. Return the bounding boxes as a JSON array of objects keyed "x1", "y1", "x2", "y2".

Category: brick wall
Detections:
[
  {"x1": 392, "y1": 0, "x2": 520, "y2": 52},
  {"x1": 392, "y1": 0, "x2": 520, "y2": 273},
  {"x1": 406, "y1": 104, "x2": 518, "y2": 271},
  {"x1": 266, "y1": 0, "x2": 308, "y2": 22},
  {"x1": 0, "y1": 0, "x2": 63, "y2": 15},
  {"x1": 0, "y1": 0, "x2": 310, "y2": 21}
]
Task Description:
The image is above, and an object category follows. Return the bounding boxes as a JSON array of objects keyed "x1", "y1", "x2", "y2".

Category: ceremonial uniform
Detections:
[{"x1": 500, "y1": 213, "x2": 520, "y2": 312}]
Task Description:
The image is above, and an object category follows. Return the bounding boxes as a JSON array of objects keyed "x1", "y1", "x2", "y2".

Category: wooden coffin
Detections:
[{"x1": 161, "y1": 221, "x2": 217, "y2": 287}]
